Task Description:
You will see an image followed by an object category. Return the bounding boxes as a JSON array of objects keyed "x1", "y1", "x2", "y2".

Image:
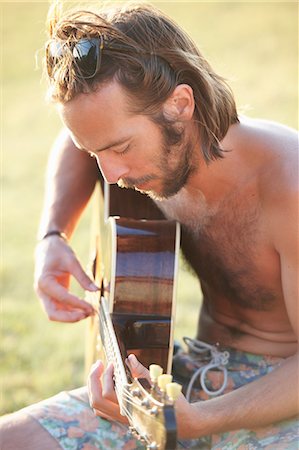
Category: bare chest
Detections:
[{"x1": 158, "y1": 189, "x2": 282, "y2": 312}]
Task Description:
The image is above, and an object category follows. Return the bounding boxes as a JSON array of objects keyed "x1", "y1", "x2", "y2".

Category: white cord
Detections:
[{"x1": 183, "y1": 337, "x2": 230, "y2": 402}]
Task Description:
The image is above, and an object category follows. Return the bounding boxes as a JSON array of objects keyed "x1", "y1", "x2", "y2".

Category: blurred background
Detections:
[{"x1": 1, "y1": 1, "x2": 297, "y2": 414}]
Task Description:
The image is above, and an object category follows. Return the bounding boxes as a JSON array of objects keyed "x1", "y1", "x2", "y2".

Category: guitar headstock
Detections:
[{"x1": 122, "y1": 365, "x2": 182, "y2": 450}]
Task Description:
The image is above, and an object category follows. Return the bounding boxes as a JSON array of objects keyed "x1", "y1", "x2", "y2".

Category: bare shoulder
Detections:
[
  {"x1": 241, "y1": 115, "x2": 298, "y2": 156},
  {"x1": 243, "y1": 117, "x2": 298, "y2": 248},
  {"x1": 239, "y1": 116, "x2": 298, "y2": 194}
]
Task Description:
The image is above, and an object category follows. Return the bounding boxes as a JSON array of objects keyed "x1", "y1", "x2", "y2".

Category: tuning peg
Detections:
[
  {"x1": 157, "y1": 374, "x2": 173, "y2": 391},
  {"x1": 149, "y1": 364, "x2": 163, "y2": 382},
  {"x1": 166, "y1": 382, "x2": 182, "y2": 401}
]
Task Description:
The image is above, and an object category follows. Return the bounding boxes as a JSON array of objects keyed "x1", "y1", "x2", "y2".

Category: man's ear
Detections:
[{"x1": 162, "y1": 84, "x2": 195, "y2": 121}]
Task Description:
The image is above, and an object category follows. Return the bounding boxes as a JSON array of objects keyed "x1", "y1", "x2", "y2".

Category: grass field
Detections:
[{"x1": 1, "y1": 1, "x2": 297, "y2": 415}]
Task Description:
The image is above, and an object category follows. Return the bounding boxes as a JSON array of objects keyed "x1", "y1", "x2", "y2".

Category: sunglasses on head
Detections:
[{"x1": 46, "y1": 36, "x2": 104, "y2": 79}]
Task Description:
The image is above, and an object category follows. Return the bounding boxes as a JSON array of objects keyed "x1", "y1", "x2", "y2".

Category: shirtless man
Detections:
[{"x1": 1, "y1": 3, "x2": 298, "y2": 449}]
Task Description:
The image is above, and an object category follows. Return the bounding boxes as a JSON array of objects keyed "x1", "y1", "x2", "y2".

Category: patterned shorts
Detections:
[{"x1": 25, "y1": 343, "x2": 298, "y2": 449}]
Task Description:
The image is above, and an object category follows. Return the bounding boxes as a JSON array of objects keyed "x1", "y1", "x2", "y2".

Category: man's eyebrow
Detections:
[{"x1": 90, "y1": 138, "x2": 130, "y2": 154}]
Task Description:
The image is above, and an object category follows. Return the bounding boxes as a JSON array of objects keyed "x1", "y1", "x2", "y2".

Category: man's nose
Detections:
[{"x1": 95, "y1": 152, "x2": 129, "y2": 184}]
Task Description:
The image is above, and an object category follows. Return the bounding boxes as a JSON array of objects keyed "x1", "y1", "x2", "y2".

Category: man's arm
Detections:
[
  {"x1": 37, "y1": 128, "x2": 99, "y2": 239},
  {"x1": 34, "y1": 129, "x2": 100, "y2": 322},
  {"x1": 178, "y1": 354, "x2": 298, "y2": 438}
]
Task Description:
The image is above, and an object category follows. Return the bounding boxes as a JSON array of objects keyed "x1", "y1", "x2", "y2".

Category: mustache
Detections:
[{"x1": 117, "y1": 174, "x2": 157, "y2": 189}]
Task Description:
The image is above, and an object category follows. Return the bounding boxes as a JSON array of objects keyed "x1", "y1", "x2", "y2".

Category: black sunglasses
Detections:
[{"x1": 47, "y1": 36, "x2": 104, "y2": 79}]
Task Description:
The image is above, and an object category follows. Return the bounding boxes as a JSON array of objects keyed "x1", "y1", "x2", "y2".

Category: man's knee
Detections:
[{"x1": 0, "y1": 411, "x2": 61, "y2": 450}]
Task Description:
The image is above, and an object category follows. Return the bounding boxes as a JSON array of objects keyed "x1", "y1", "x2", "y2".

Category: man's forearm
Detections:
[
  {"x1": 183, "y1": 352, "x2": 298, "y2": 438},
  {"x1": 38, "y1": 129, "x2": 99, "y2": 239}
]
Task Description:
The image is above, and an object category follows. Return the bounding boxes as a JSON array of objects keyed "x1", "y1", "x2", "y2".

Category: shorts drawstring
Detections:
[{"x1": 183, "y1": 337, "x2": 230, "y2": 401}]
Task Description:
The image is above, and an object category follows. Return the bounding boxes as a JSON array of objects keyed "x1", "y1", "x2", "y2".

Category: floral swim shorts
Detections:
[{"x1": 24, "y1": 341, "x2": 298, "y2": 449}]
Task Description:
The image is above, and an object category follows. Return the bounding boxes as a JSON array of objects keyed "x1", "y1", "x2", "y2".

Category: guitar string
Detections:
[
  {"x1": 102, "y1": 325, "x2": 127, "y2": 389},
  {"x1": 114, "y1": 394, "x2": 165, "y2": 446},
  {"x1": 92, "y1": 295, "x2": 164, "y2": 407},
  {"x1": 88, "y1": 294, "x2": 151, "y2": 433},
  {"x1": 104, "y1": 376, "x2": 164, "y2": 447},
  {"x1": 119, "y1": 388, "x2": 167, "y2": 420},
  {"x1": 98, "y1": 304, "x2": 142, "y2": 421},
  {"x1": 99, "y1": 302, "x2": 167, "y2": 409},
  {"x1": 108, "y1": 361, "x2": 167, "y2": 439},
  {"x1": 97, "y1": 297, "x2": 167, "y2": 445},
  {"x1": 99, "y1": 301, "x2": 127, "y2": 385},
  {"x1": 88, "y1": 293, "x2": 167, "y2": 443}
]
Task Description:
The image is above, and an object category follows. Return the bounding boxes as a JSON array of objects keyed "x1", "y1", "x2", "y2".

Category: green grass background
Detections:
[{"x1": 1, "y1": 1, "x2": 297, "y2": 414}]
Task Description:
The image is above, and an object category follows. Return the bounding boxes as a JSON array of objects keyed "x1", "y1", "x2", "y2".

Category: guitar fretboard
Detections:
[{"x1": 98, "y1": 296, "x2": 128, "y2": 415}]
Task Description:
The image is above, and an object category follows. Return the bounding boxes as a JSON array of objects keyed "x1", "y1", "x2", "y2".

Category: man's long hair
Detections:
[{"x1": 46, "y1": 2, "x2": 239, "y2": 162}]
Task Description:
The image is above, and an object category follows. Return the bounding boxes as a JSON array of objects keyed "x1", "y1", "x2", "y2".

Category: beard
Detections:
[{"x1": 118, "y1": 117, "x2": 196, "y2": 201}]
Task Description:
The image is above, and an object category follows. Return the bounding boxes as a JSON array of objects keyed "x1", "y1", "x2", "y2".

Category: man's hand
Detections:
[
  {"x1": 34, "y1": 235, "x2": 98, "y2": 322},
  {"x1": 87, "y1": 355, "x2": 196, "y2": 438},
  {"x1": 87, "y1": 355, "x2": 150, "y2": 424},
  {"x1": 88, "y1": 360, "x2": 127, "y2": 423}
]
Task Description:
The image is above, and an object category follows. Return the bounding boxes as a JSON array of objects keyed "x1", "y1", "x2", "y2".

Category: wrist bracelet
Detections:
[{"x1": 40, "y1": 230, "x2": 68, "y2": 241}]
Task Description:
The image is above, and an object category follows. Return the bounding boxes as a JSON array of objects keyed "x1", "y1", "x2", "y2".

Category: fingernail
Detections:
[
  {"x1": 92, "y1": 359, "x2": 102, "y2": 368},
  {"x1": 128, "y1": 354, "x2": 138, "y2": 368}
]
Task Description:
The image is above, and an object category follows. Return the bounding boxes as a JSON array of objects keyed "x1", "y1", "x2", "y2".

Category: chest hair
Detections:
[{"x1": 157, "y1": 189, "x2": 277, "y2": 310}]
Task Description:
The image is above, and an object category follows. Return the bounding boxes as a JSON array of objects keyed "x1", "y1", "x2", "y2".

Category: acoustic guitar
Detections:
[{"x1": 86, "y1": 182, "x2": 181, "y2": 449}]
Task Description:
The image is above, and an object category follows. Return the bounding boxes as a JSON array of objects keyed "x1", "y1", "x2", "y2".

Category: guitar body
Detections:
[
  {"x1": 100, "y1": 216, "x2": 179, "y2": 373},
  {"x1": 86, "y1": 182, "x2": 179, "y2": 373},
  {"x1": 85, "y1": 182, "x2": 180, "y2": 449}
]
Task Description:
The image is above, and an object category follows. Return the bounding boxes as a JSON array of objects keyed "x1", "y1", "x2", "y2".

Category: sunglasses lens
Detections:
[
  {"x1": 47, "y1": 41, "x2": 64, "y2": 76},
  {"x1": 73, "y1": 38, "x2": 99, "y2": 78},
  {"x1": 46, "y1": 37, "x2": 101, "y2": 80}
]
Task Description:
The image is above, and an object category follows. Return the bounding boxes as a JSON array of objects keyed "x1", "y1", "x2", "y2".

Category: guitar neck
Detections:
[
  {"x1": 98, "y1": 296, "x2": 128, "y2": 415},
  {"x1": 98, "y1": 295, "x2": 178, "y2": 450}
]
